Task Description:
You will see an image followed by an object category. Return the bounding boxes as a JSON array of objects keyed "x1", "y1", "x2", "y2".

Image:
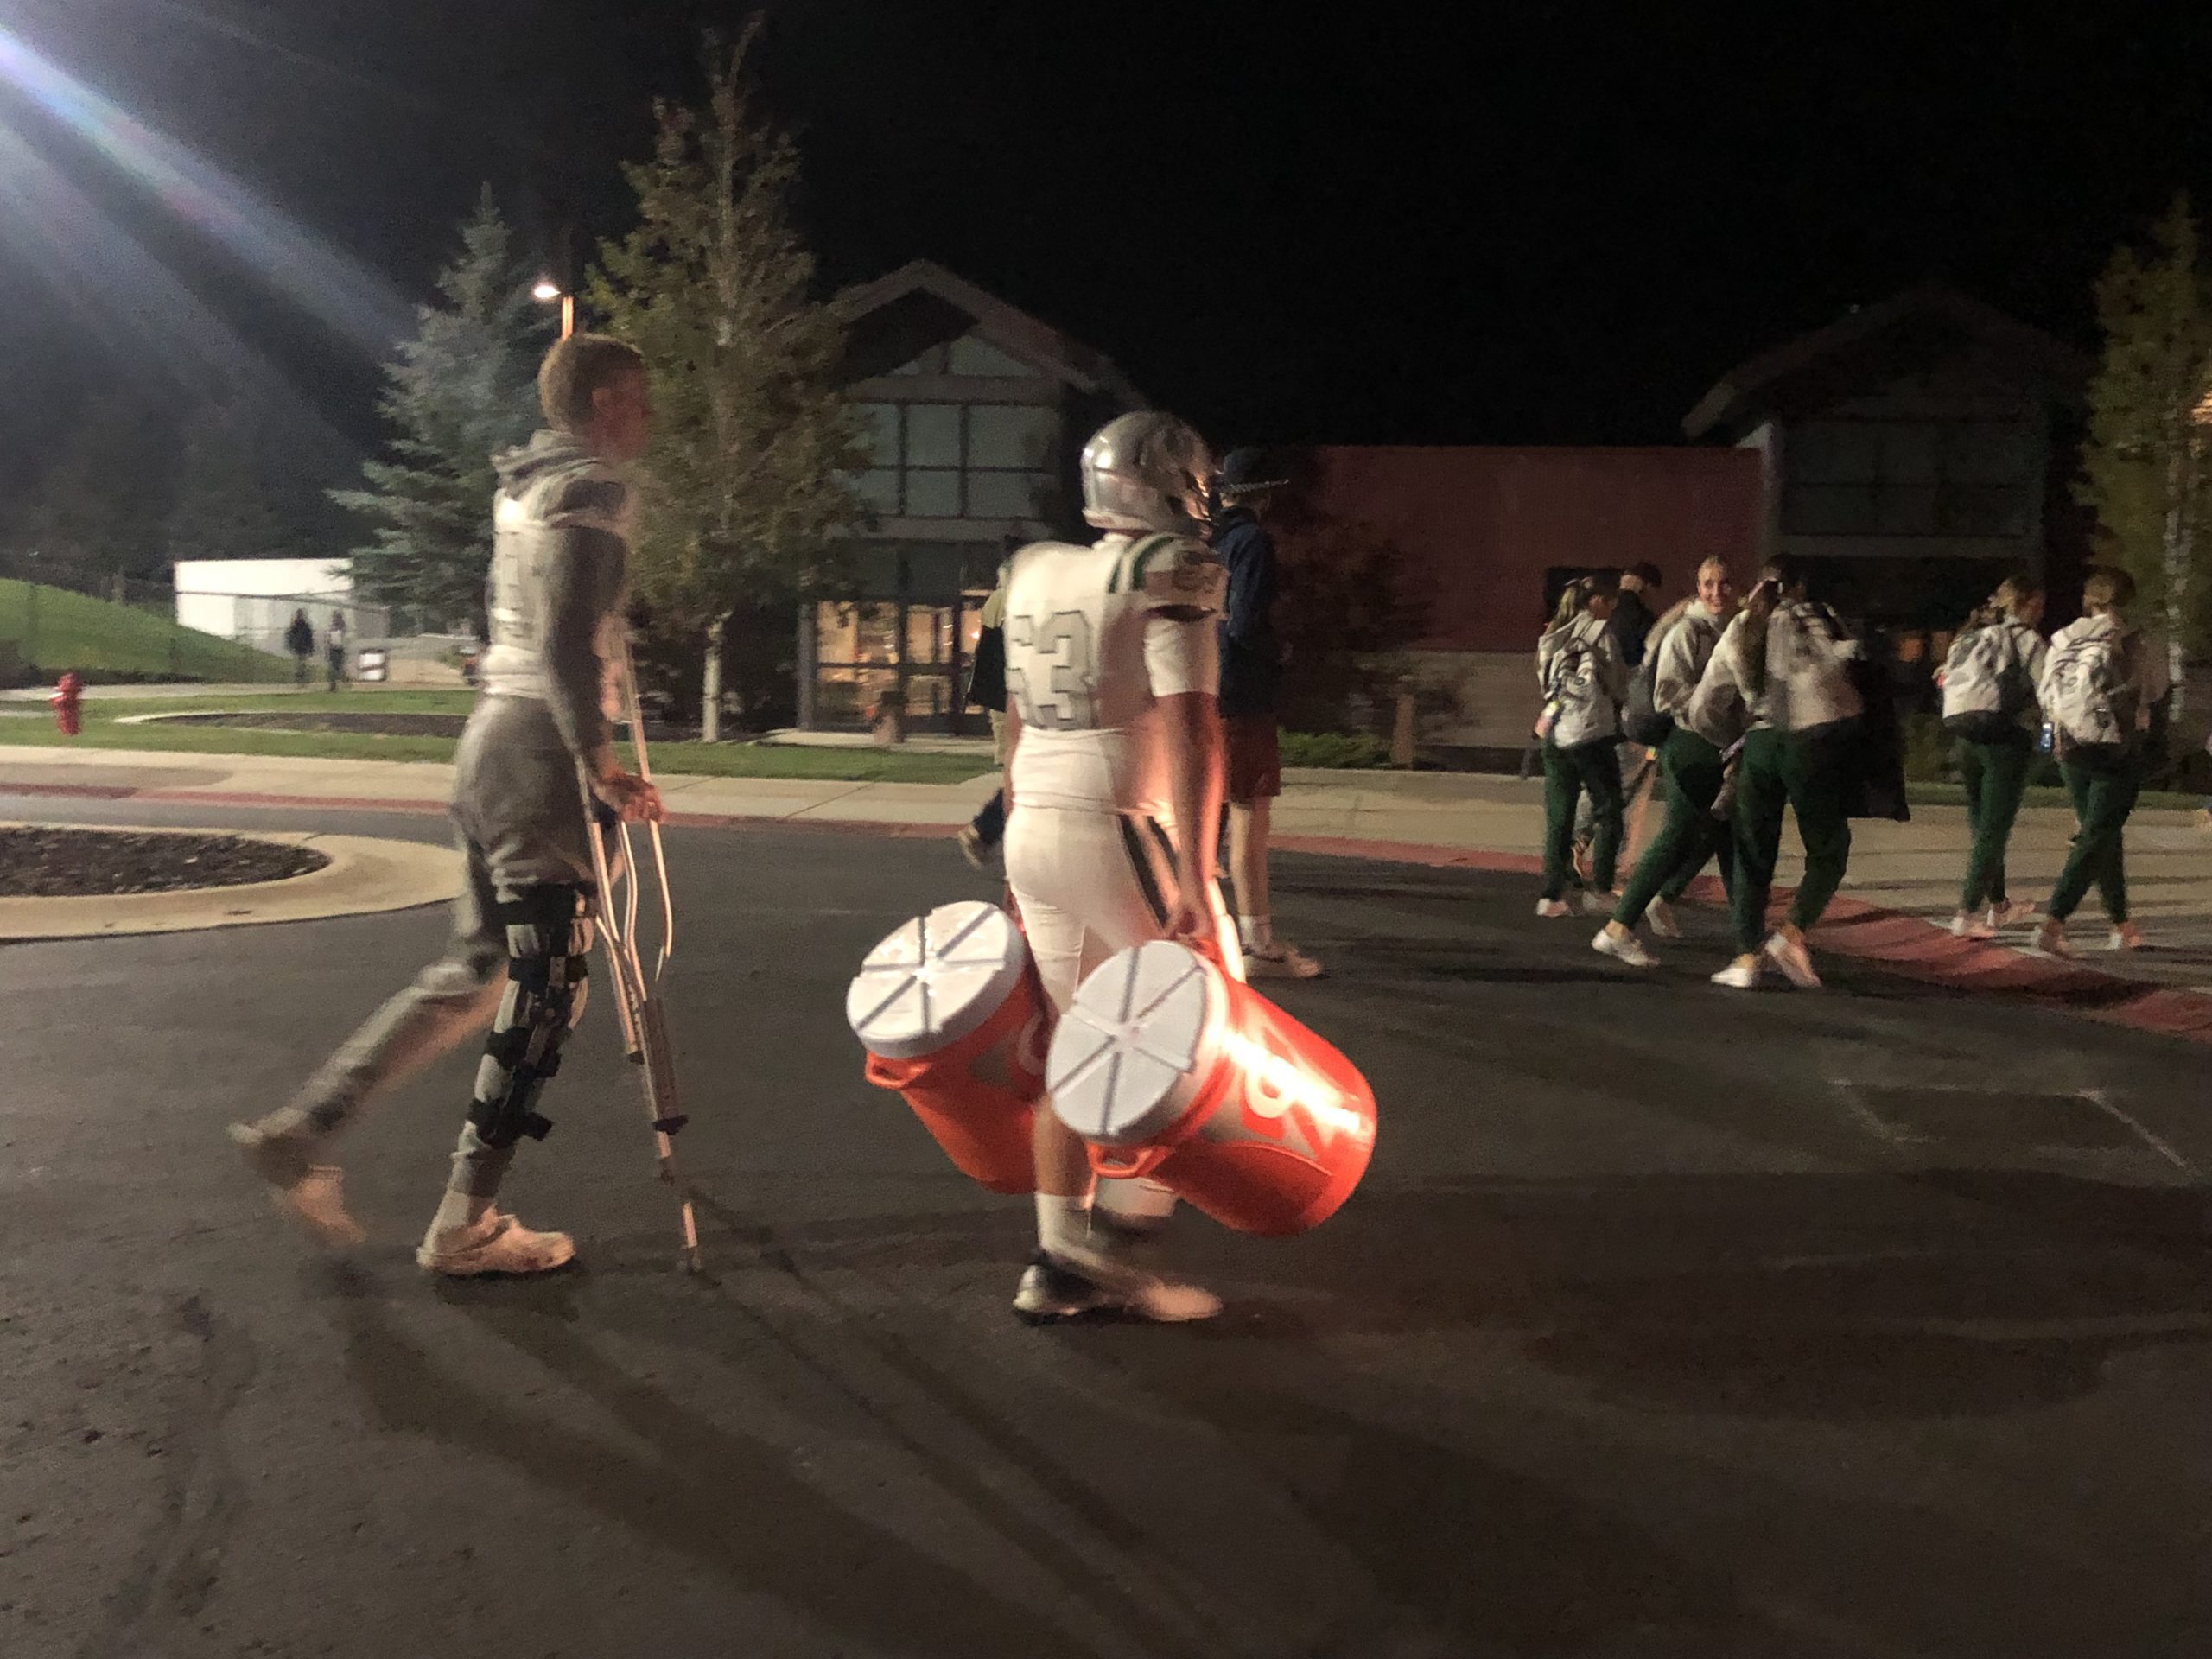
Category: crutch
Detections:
[{"x1": 581, "y1": 633, "x2": 702, "y2": 1273}]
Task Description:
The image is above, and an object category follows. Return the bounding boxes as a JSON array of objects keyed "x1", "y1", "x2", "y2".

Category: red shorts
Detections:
[{"x1": 1224, "y1": 715, "x2": 1282, "y2": 802}]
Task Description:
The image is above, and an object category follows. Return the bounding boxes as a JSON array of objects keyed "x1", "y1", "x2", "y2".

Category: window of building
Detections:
[
  {"x1": 849, "y1": 401, "x2": 1056, "y2": 520},
  {"x1": 1783, "y1": 420, "x2": 2037, "y2": 539}
]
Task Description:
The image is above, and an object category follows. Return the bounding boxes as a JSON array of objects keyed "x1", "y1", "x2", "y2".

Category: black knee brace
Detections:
[{"x1": 468, "y1": 884, "x2": 594, "y2": 1150}]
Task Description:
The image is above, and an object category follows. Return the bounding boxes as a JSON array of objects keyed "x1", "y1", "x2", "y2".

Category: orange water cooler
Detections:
[
  {"x1": 1045, "y1": 940, "x2": 1376, "y2": 1236},
  {"x1": 848, "y1": 900, "x2": 1048, "y2": 1194}
]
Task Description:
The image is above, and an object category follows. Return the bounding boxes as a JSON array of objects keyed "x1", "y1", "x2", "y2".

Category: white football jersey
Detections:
[{"x1": 1004, "y1": 531, "x2": 1227, "y2": 817}]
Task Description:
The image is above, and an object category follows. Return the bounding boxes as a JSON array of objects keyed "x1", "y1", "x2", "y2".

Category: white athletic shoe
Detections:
[
  {"x1": 416, "y1": 1212, "x2": 576, "y2": 1277},
  {"x1": 1011, "y1": 1249, "x2": 1221, "y2": 1325},
  {"x1": 1764, "y1": 932, "x2": 1822, "y2": 990},
  {"x1": 2031, "y1": 918, "x2": 2072, "y2": 958},
  {"x1": 1992, "y1": 899, "x2": 2038, "y2": 928},
  {"x1": 1535, "y1": 898, "x2": 1571, "y2": 918},
  {"x1": 1579, "y1": 888, "x2": 1618, "y2": 918},
  {"x1": 1246, "y1": 942, "x2": 1324, "y2": 980},
  {"x1": 1709, "y1": 959, "x2": 1761, "y2": 990},
  {"x1": 2108, "y1": 922, "x2": 2146, "y2": 951},
  {"x1": 956, "y1": 825, "x2": 990, "y2": 870},
  {"x1": 1950, "y1": 910, "x2": 1998, "y2": 941},
  {"x1": 228, "y1": 1121, "x2": 365, "y2": 1247},
  {"x1": 1645, "y1": 899, "x2": 1682, "y2": 939},
  {"x1": 1592, "y1": 926, "x2": 1658, "y2": 969}
]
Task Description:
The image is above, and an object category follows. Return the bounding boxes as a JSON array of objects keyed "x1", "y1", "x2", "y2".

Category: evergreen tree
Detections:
[
  {"x1": 165, "y1": 404, "x2": 291, "y2": 565},
  {"x1": 2076, "y1": 193, "x2": 2212, "y2": 716},
  {"x1": 334, "y1": 187, "x2": 548, "y2": 630},
  {"x1": 588, "y1": 26, "x2": 863, "y2": 739}
]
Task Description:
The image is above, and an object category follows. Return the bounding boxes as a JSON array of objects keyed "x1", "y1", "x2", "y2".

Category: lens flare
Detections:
[{"x1": 0, "y1": 25, "x2": 412, "y2": 354}]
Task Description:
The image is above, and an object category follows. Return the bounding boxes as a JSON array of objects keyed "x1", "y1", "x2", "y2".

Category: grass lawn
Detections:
[
  {"x1": 0, "y1": 580, "x2": 291, "y2": 683},
  {"x1": 0, "y1": 689, "x2": 996, "y2": 784}
]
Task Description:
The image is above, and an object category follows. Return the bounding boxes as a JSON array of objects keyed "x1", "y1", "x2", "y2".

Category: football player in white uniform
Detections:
[{"x1": 1002, "y1": 411, "x2": 1231, "y2": 1324}]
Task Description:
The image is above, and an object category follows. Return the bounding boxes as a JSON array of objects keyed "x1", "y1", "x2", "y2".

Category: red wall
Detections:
[{"x1": 1306, "y1": 446, "x2": 1767, "y2": 651}]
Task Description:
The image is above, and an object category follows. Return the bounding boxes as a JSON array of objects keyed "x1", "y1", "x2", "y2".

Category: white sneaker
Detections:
[
  {"x1": 956, "y1": 825, "x2": 990, "y2": 870},
  {"x1": 1535, "y1": 898, "x2": 1571, "y2": 918},
  {"x1": 1645, "y1": 899, "x2": 1681, "y2": 939},
  {"x1": 1950, "y1": 910, "x2": 1997, "y2": 941},
  {"x1": 1764, "y1": 932, "x2": 1822, "y2": 990},
  {"x1": 1991, "y1": 899, "x2": 2038, "y2": 928},
  {"x1": 416, "y1": 1212, "x2": 575, "y2": 1277},
  {"x1": 1710, "y1": 959, "x2": 1761, "y2": 990},
  {"x1": 228, "y1": 1121, "x2": 365, "y2": 1247},
  {"x1": 1246, "y1": 942, "x2": 1324, "y2": 980},
  {"x1": 2031, "y1": 919, "x2": 2072, "y2": 958},
  {"x1": 1592, "y1": 926, "x2": 1658, "y2": 969},
  {"x1": 1011, "y1": 1249, "x2": 1221, "y2": 1325},
  {"x1": 1579, "y1": 888, "x2": 1618, "y2": 918},
  {"x1": 2108, "y1": 922, "x2": 2145, "y2": 951}
]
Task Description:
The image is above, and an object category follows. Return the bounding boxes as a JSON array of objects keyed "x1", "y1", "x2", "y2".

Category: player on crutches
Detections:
[{"x1": 232, "y1": 334, "x2": 671, "y2": 1276}]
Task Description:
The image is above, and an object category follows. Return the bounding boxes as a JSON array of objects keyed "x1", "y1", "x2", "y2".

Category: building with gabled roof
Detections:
[
  {"x1": 800, "y1": 260, "x2": 1143, "y2": 729},
  {"x1": 1685, "y1": 283, "x2": 2094, "y2": 630}
]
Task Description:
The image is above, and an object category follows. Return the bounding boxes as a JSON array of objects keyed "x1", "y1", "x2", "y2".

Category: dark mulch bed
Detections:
[{"x1": 0, "y1": 828, "x2": 329, "y2": 897}]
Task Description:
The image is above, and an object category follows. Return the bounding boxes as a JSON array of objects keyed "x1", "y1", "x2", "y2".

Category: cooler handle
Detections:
[{"x1": 1089, "y1": 1143, "x2": 1170, "y2": 1181}]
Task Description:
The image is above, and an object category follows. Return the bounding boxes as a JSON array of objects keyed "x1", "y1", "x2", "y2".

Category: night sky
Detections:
[{"x1": 2, "y1": 1, "x2": 2210, "y2": 481}]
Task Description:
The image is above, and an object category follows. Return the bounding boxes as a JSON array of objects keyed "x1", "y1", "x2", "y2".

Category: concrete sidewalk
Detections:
[{"x1": 4, "y1": 740, "x2": 2209, "y2": 991}]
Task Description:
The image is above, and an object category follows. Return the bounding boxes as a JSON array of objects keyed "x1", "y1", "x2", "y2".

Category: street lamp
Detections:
[{"x1": 533, "y1": 276, "x2": 574, "y2": 340}]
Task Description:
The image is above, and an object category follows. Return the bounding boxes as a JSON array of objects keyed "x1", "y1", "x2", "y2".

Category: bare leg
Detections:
[{"x1": 1227, "y1": 798, "x2": 1269, "y2": 922}]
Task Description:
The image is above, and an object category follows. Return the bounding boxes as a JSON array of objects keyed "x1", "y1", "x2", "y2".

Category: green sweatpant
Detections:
[
  {"x1": 1730, "y1": 722, "x2": 1853, "y2": 953},
  {"x1": 2047, "y1": 761, "x2": 2141, "y2": 924},
  {"x1": 1613, "y1": 728, "x2": 1733, "y2": 928},
  {"x1": 1542, "y1": 737, "x2": 1624, "y2": 899},
  {"x1": 1955, "y1": 733, "x2": 2032, "y2": 912}
]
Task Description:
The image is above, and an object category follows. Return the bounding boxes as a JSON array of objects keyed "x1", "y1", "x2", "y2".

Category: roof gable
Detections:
[
  {"x1": 1684, "y1": 285, "x2": 2092, "y2": 439},
  {"x1": 833, "y1": 258, "x2": 1145, "y2": 404}
]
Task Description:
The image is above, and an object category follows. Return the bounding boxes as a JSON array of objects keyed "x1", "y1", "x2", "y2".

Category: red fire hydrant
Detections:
[{"x1": 48, "y1": 671, "x2": 82, "y2": 737}]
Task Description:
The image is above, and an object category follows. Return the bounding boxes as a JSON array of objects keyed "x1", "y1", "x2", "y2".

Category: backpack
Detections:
[
  {"x1": 1941, "y1": 623, "x2": 2032, "y2": 742},
  {"x1": 2044, "y1": 624, "x2": 2127, "y2": 766},
  {"x1": 1621, "y1": 619, "x2": 1676, "y2": 747}
]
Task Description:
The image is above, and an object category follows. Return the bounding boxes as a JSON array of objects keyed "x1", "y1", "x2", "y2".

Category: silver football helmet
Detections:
[{"x1": 1079, "y1": 411, "x2": 1215, "y2": 534}]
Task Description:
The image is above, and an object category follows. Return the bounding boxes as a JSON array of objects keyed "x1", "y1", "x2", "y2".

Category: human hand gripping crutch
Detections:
[{"x1": 580, "y1": 632, "x2": 702, "y2": 1273}]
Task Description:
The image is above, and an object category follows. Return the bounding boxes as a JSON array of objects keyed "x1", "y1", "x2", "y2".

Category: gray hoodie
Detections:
[
  {"x1": 1697, "y1": 600, "x2": 1863, "y2": 736},
  {"x1": 478, "y1": 429, "x2": 635, "y2": 775},
  {"x1": 1535, "y1": 611, "x2": 1627, "y2": 747}
]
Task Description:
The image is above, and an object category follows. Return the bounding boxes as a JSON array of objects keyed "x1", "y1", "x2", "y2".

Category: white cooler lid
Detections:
[
  {"x1": 848, "y1": 901, "x2": 1029, "y2": 1060},
  {"x1": 1046, "y1": 940, "x2": 1216, "y2": 1146}
]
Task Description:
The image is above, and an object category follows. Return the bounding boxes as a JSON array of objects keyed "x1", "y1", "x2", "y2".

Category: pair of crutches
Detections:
[{"x1": 581, "y1": 633, "x2": 703, "y2": 1273}]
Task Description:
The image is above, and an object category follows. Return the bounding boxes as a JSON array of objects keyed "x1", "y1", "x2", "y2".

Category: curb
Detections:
[
  {"x1": 6, "y1": 776, "x2": 2207, "y2": 1046},
  {"x1": 0, "y1": 823, "x2": 461, "y2": 941}
]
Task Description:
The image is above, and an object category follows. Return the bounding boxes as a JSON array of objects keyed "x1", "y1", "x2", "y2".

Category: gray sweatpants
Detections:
[{"x1": 281, "y1": 698, "x2": 602, "y2": 1203}]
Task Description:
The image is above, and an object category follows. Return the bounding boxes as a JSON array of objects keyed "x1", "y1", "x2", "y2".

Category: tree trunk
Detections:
[{"x1": 700, "y1": 614, "x2": 728, "y2": 743}]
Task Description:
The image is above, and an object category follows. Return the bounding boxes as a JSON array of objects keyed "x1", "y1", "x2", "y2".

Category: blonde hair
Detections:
[
  {"x1": 2081, "y1": 566, "x2": 2135, "y2": 616},
  {"x1": 1547, "y1": 576, "x2": 1601, "y2": 633}
]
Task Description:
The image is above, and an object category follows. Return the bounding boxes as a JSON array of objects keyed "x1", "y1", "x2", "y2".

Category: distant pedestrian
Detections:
[
  {"x1": 1701, "y1": 558, "x2": 1863, "y2": 991},
  {"x1": 284, "y1": 607, "x2": 314, "y2": 685},
  {"x1": 326, "y1": 609, "x2": 349, "y2": 691},
  {"x1": 1534, "y1": 575, "x2": 1628, "y2": 918},
  {"x1": 1592, "y1": 556, "x2": 1738, "y2": 966},
  {"x1": 2033, "y1": 567, "x2": 2154, "y2": 957},
  {"x1": 1937, "y1": 574, "x2": 2046, "y2": 939},
  {"x1": 1212, "y1": 447, "x2": 1320, "y2": 978},
  {"x1": 957, "y1": 552, "x2": 1013, "y2": 869}
]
